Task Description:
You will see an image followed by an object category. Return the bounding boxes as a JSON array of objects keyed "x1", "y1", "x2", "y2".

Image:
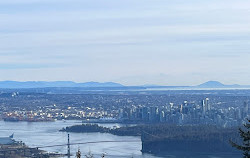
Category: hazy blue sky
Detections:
[{"x1": 0, "y1": 0, "x2": 250, "y2": 86}]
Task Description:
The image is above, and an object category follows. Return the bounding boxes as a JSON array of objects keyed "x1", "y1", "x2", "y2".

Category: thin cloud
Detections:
[
  {"x1": 0, "y1": 63, "x2": 67, "y2": 70},
  {"x1": 0, "y1": 0, "x2": 249, "y2": 85}
]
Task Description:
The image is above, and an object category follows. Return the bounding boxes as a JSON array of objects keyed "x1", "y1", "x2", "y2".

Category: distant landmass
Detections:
[
  {"x1": 0, "y1": 81, "x2": 124, "y2": 88},
  {"x1": 0, "y1": 80, "x2": 249, "y2": 89},
  {"x1": 197, "y1": 81, "x2": 243, "y2": 88},
  {"x1": 140, "y1": 81, "x2": 249, "y2": 89}
]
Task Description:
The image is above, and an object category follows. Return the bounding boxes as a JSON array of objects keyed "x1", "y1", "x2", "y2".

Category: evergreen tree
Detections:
[
  {"x1": 76, "y1": 148, "x2": 81, "y2": 158},
  {"x1": 230, "y1": 119, "x2": 250, "y2": 158}
]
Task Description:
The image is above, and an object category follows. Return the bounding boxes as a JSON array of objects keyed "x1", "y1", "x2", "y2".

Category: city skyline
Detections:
[{"x1": 1, "y1": 0, "x2": 250, "y2": 86}]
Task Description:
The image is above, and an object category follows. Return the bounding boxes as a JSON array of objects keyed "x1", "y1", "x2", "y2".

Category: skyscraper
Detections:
[
  {"x1": 205, "y1": 98, "x2": 210, "y2": 111},
  {"x1": 201, "y1": 98, "x2": 210, "y2": 116},
  {"x1": 243, "y1": 101, "x2": 249, "y2": 118},
  {"x1": 201, "y1": 100, "x2": 206, "y2": 116}
]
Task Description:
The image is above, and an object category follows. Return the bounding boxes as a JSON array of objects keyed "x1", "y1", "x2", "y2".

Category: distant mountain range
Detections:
[
  {"x1": 0, "y1": 81, "x2": 124, "y2": 88},
  {"x1": 197, "y1": 81, "x2": 243, "y2": 88},
  {"x1": 0, "y1": 80, "x2": 249, "y2": 89},
  {"x1": 142, "y1": 81, "x2": 250, "y2": 89}
]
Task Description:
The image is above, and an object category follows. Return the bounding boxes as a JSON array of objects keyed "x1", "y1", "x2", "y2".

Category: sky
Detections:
[{"x1": 0, "y1": 0, "x2": 250, "y2": 86}]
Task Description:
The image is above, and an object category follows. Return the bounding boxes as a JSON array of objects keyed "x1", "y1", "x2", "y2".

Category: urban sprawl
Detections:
[{"x1": 0, "y1": 91, "x2": 249, "y2": 127}]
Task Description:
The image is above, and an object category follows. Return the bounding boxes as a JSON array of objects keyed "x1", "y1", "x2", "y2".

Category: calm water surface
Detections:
[
  {"x1": 0, "y1": 120, "x2": 154, "y2": 158},
  {"x1": 0, "y1": 120, "x2": 240, "y2": 158}
]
